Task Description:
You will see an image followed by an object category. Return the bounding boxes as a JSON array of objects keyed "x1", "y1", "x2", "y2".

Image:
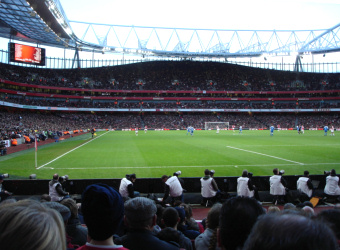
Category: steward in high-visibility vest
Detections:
[{"x1": 11, "y1": 138, "x2": 17, "y2": 146}]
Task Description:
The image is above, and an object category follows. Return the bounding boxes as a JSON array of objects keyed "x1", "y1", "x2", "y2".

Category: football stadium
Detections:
[{"x1": 1, "y1": 1, "x2": 340, "y2": 249}]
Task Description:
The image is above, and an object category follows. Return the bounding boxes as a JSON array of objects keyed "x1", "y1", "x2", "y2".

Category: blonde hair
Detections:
[{"x1": 0, "y1": 199, "x2": 66, "y2": 250}]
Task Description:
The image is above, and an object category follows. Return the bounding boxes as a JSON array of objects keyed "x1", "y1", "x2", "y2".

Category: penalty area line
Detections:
[
  {"x1": 36, "y1": 131, "x2": 110, "y2": 170},
  {"x1": 226, "y1": 146, "x2": 304, "y2": 165}
]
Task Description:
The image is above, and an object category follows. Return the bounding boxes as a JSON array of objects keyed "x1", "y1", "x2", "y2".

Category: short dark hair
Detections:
[
  {"x1": 243, "y1": 213, "x2": 338, "y2": 250},
  {"x1": 331, "y1": 169, "x2": 336, "y2": 176},
  {"x1": 219, "y1": 197, "x2": 265, "y2": 250},
  {"x1": 162, "y1": 207, "x2": 179, "y2": 228},
  {"x1": 273, "y1": 168, "x2": 279, "y2": 175},
  {"x1": 204, "y1": 169, "x2": 210, "y2": 175},
  {"x1": 304, "y1": 170, "x2": 309, "y2": 176}
]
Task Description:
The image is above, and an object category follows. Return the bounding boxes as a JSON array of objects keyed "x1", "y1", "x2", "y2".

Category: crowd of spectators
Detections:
[
  {"x1": 1, "y1": 111, "x2": 339, "y2": 140},
  {"x1": 1, "y1": 61, "x2": 339, "y2": 91},
  {"x1": 1, "y1": 94, "x2": 339, "y2": 110},
  {"x1": 1, "y1": 188, "x2": 340, "y2": 250}
]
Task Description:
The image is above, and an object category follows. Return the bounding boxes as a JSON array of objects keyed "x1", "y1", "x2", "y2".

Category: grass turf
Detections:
[{"x1": 1, "y1": 129, "x2": 339, "y2": 179}]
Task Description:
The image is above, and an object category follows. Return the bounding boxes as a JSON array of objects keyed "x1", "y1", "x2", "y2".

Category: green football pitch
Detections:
[{"x1": 1, "y1": 130, "x2": 340, "y2": 179}]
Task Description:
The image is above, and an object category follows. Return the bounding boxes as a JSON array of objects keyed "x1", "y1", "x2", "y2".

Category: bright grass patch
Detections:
[{"x1": 1, "y1": 130, "x2": 340, "y2": 179}]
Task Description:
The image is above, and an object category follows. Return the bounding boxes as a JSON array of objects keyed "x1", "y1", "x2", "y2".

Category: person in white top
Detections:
[
  {"x1": 161, "y1": 174, "x2": 183, "y2": 206},
  {"x1": 237, "y1": 170, "x2": 255, "y2": 198},
  {"x1": 119, "y1": 174, "x2": 139, "y2": 201},
  {"x1": 330, "y1": 125, "x2": 335, "y2": 136},
  {"x1": 216, "y1": 126, "x2": 220, "y2": 134},
  {"x1": 324, "y1": 169, "x2": 340, "y2": 198},
  {"x1": 135, "y1": 127, "x2": 138, "y2": 136},
  {"x1": 269, "y1": 168, "x2": 287, "y2": 204},
  {"x1": 297, "y1": 170, "x2": 313, "y2": 201},
  {"x1": 200, "y1": 169, "x2": 219, "y2": 207}
]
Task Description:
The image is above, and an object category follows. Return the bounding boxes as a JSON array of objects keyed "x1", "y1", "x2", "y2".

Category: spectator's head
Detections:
[
  {"x1": 204, "y1": 169, "x2": 210, "y2": 176},
  {"x1": 43, "y1": 201, "x2": 71, "y2": 224},
  {"x1": 273, "y1": 168, "x2": 279, "y2": 175},
  {"x1": 40, "y1": 194, "x2": 51, "y2": 202},
  {"x1": 81, "y1": 183, "x2": 124, "y2": 241},
  {"x1": 218, "y1": 196, "x2": 265, "y2": 250},
  {"x1": 124, "y1": 197, "x2": 157, "y2": 230},
  {"x1": 0, "y1": 199, "x2": 66, "y2": 250},
  {"x1": 243, "y1": 213, "x2": 337, "y2": 250},
  {"x1": 267, "y1": 205, "x2": 280, "y2": 214},
  {"x1": 180, "y1": 203, "x2": 193, "y2": 219},
  {"x1": 210, "y1": 170, "x2": 215, "y2": 177},
  {"x1": 242, "y1": 169, "x2": 248, "y2": 177},
  {"x1": 303, "y1": 170, "x2": 309, "y2": 176},
  {"x1": 60, "y1": 198, "x2": 79, "y2": 220},
  {"x1": 206, "y1": 203, "x2": 222, "y2": 230},
  {"x1": 162, "y1": 207, "x2": 179, "y2": 228},
  {"x1": 283, "y1": 203, "x2": 296, "y2": 210},
  {"x1": 174, "y1": 206, "x2": 186, "y2": 224},
  {"x1": 316, "y1": 209, "x2": 340, "y2": 240}
]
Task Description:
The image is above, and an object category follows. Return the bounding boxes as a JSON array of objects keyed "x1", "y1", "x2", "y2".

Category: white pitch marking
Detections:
[
  {"x1": 37, "y1": 163, "x2": 340, "y2": 171},
  {"x1": 226, "y1": 146, "x2": 304, "y2": 165},
  {"x1": 37, "y1": 131, "x2": 110, "y2": 169}
]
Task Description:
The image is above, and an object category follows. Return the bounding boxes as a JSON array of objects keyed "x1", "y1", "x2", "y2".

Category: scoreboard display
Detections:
[{"x1": 8, "y1": 42, "x2": 46, "y2": 66}]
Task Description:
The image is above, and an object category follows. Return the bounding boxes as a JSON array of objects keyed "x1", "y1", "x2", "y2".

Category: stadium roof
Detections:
[{"x1": 0, "y1": 0, "x2": 339, "y2": 59}]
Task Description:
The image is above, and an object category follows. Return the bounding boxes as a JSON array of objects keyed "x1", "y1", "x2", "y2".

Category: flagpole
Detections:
[{"x1": 35, "y1": 134, "x2": 37, "y2": 169}]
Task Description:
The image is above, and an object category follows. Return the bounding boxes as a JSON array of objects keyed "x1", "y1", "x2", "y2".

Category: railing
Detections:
[{"x1": 1, "y1": 49, "x2": 339, "y2": 73}]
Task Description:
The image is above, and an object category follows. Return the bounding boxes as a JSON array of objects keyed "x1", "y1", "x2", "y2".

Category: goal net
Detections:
[{"x1": 205, "y1": 122, "x2": 229, "y2": 130}]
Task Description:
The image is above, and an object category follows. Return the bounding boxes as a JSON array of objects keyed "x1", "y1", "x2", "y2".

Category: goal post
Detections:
[{"x1": 205, "y1": 122, "x2": 229, "y2": 130}]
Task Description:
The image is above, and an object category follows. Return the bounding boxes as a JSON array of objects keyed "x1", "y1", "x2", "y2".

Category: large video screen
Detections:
[{"x1": 8, "y1": 43, "x2": 46, "y2": 66}]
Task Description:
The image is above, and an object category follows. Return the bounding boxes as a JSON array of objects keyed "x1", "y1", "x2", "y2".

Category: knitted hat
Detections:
[
  {"x1": 81, "y1": 183, "x2": 124, "y2": 241},
  {"x1": 43, "y1": 201, "x2": 71, "y2": 222}
]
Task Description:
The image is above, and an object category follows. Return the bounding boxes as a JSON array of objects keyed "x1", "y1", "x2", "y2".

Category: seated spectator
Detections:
[
  {"x1": 195, "y1": 203, "x2": 222, "y2": 250},
  {"x1": 115, "y1": 197, "x2": 179, "y2": 250},
  {"x1": 157, "y1": 227, "x2": 181, "y2": 248},
  {"x1": 175, "y1": 206, "x2": 200, "y2": 240},
  {"x1": 316, "y1": 209, "x2": 340, "y2": 242},
  {"x1": 242, "y1": 213, "x2": 338, "y2": 250},
  {"x1": 0, "y1": 199, "x2": 66, "y2": 250},
  {"x1": 180, "y1": 203, "x2": 200, "y2": 232},
  {"x1": 79, "y1": 183, "x2": 127, "y2": 250},
  {"x1": 217, "y1": 196, "x2": 265, "y2": 250},
  {"x1": 161, "y1": 207, "x2": 193, "y2": 250},
  {"x1": 60, "y1": 198, "x2": 88, "y2": 246}
]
